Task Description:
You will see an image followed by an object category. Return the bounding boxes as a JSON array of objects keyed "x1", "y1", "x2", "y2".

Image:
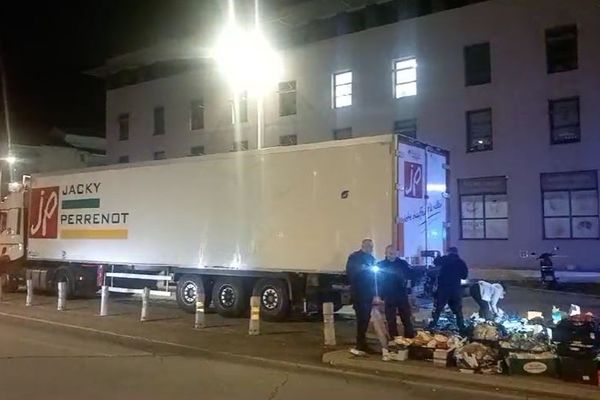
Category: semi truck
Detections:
[{"x1": 0, "y1": 134, "x2": 449, "y2": 321}]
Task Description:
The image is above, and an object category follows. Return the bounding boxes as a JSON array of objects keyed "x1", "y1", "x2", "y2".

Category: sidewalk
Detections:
[{"x1": 0, "y1": 291, "x2": 597, "y2": 400}]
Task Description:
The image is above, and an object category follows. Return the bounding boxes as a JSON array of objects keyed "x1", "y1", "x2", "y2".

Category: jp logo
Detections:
[
  {"x1": 30, "y1": 187, "x2": 59, "y2": 239},
  {"x1": 404, "y1": 161, "x2": 423, "y2": 199}
]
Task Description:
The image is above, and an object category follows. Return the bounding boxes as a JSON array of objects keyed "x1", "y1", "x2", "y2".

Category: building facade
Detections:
[{"x1": 96, "y1": 0, "x2": 600, "y2": 269}]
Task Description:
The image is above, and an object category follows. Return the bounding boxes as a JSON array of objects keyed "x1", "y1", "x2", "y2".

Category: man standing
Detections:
[
  {"x1": 378, "y1": 245, "x2": 415, "y2": 339},
  {"x1": 470, "y1": 280, "x2": 506, "y2": 320},
  {"x1": 429, "y1": 247, "x2": 468, "y2": 332},
  {"x1": 346, "y1": 239, "x2": 376, "y2": 353}
]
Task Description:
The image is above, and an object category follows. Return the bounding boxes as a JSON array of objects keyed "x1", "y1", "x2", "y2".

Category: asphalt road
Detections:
[{"x1": 0, "y1": 318, "x2": 542, "y2": 400}]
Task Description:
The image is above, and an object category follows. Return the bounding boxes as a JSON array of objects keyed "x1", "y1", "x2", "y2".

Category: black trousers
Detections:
[
  {"x1": 469, "y1": 284, "x2": 493, "y2": 320},
  {"x1": 353, "y1": 301, "x2": 372, "y2": 349},
  {"x1": 384, "y1": 295, "x2": 415, "y2": 338},
  {"x1": 431, "y1": 289, "x2": 465, "y2": 330}
]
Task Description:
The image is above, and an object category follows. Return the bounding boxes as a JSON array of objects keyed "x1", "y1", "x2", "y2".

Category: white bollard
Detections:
[
  {"x1": 194, "y1": 298, "x2": 206, "y2": 329},
  {"x1": 100, "y1": 285, "x2": 109, "y2": 316},
  {"x1": 57, "y1": 281, "x2": 66, "y2": 311},
  {"x1": 140, "y1": 287, "x2": 150, "y2": 322},
  {"x1": 248, "y1": 296, "x2": 260, "y2": 335},
  {"x1": 323, "y1": 302, "x2": 336, "y2": 346},
  {"x1": 26, "y1": 279, "x2": 33, "y2": 306}
]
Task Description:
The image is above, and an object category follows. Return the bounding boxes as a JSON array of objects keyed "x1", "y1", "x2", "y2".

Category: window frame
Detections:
[
  {"x1": 541, "y1": 170, "x2": 599, "y2": 240},
  {"x1": 549, "y1": 96, "x2": 580, "y2": 145},
  {"x1": 464, "y1": 42, "x2": 491, "y2": 86},
  {"x1": 278, "y1": 81, "x2": 297, "y2": 117},
  {"x1": 393, "y1": 57, "x2": 417, "y2": 99},
  {"x1": 190, "y1": 145, "x2": 205, "y2": 156},
  {"x1": 153, "y1": 106, "x2": 165, "y2": 136},
  {"x1": 466, "y1": 108, "x2": 493, "y2": 153},
  {"x1": 332, "y1": 70, "x2": 353, "y2": 109},
  {"x1": 190, "y1": 99, "x2": 205, "y2": 131},
  {"x1": 333, "y1": 127, "x2": 352, "y2": 140},
  {"x1": 458, "y1": 176, "x2": 509, "y2": 240},
  {"x1": 393, "y1": 118, "x2": 417, "y2": 138},
  {"x1": 118, "y1": 113, "x2": 129, "y2": 141},
  {"x1": 153, "y1": 151, "x2": 166, "y2": 161}
]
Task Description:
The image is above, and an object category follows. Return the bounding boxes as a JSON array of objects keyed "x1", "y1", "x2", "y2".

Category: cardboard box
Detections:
[
  {"x1": 559, "y1": 356, "x2": 599, "y2": 386},
  {"x1": 409, "y1": 346, "x2": 435, "y2": 361},
  {"x1": 507, "y1": 355, "x2": 559, "y2": 378},
  {"x1": 433, "y1": 348, "x2": 456, "y2": 367}
]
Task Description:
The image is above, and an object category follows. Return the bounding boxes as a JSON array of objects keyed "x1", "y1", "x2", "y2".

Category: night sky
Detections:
[{"x1": 0, "y1": 0, "x2": 305, "y2": 145}]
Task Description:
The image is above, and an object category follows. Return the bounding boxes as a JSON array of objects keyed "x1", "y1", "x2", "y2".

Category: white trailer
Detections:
[{"x1": 0, "y1": 134, "x2": 449, "y2": 320}]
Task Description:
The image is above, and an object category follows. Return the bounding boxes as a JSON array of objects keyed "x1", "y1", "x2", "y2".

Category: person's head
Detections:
[
  {"x1": 385, "y1": 245, "x2": 397, "y2": 261},
  {"x1": 361, "y1": 239, "x2": 374, "y2": 255},
  {"x1": 447, "y1": 246, "x2": 459, "y2": 256}
]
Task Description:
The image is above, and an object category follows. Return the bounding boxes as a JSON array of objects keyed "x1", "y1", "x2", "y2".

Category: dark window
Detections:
[
  {"x1": 464, "y1": 43, "x2": 491, "y2": 86},
  {"x1": 190, "y1": 146, "x2": 205, "y2": 156},
  {"x1": 333, "y1": 127, "x2": 352, "y2": 140},
  {"x1": 541, "y1": 171, "x2": 598, "y2": 239},
  {"x1": 459, "y1": 176, "x2": 508, "y2": 239},
  {"x1": 232, "y1": 140, "x2": 248, "y2": 152},
  {"x1": 191, "y1": 100, "x2": 204, "y2": 130},
  {"x1": 279, "y1": 81, "x2": 297, "y2": 116},
  {"x1": 466, "y1": 108, "x2": 492, "y2": 152},
  {"x1": 546, "y1": 25, "x2": 578, "y2": 73},
  {"x1": 153, "y1": 106, "x2": 165, "y2": 135},
  {"x1": 279, "y1": 134, "x2": 297, "y2": 146},
  {"x1": 393, "y1": 119, "x2": 417, "y2": 138},
  {"x1": 153, "y1": 151, "x2": 166, "y2": 160},
  {"x1": 118, "y1": 113, "x2": 129, "y2": 141},
  {"x1": 549, "y1": 97, "x2": 580, "y2": 144},
  {"x1": 118, "y1": 155, "x2": 129, "y2": 164}
]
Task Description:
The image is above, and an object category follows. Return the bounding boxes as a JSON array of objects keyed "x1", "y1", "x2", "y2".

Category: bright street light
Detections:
[{"x1": 4, "y1": 155, "x2": 16, "y2": 165}]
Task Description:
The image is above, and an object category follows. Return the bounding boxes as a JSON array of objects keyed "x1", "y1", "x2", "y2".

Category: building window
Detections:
[
  {"x1": 190, "y1": 145, "x2": 205, "y2": 156},
  {"x1": 333, "y1": 127, "x2": 352, "y2": 140},
  {"x1": 118, "y1": 113, "x2": 129, "y2": 141},
  {"x1": 279, "y1": 134, "x2": 297, "y2": 146},
  {"x1": 394, "y1": 58, "x2": 417, "y2": 98},
  {"x1": 118, "y1": 155, "x2": 129, "y2": 164},
  {"x1": 333, "y1": 71, "x2": 352, "y2": 108},
  {"x1": 546, "y1": 24, "x2": 578, "y2": 74},
  {"x1": 549, "y1": 97, "x2": 580, "y2": 144},
  {"x1": 459, "y1": 176, "x2": 508, "y2": 239},
  {"x1": 541, "y1": 171, "x2": 599, "y2": 239},
  {"x1": 231, "y1": 92, "x2": 248, "y2": 124},
  {"x1": 191, "y1": 100, "x2": 204, "y2": 130},
  {"x1": 279, "y1": 81, "x2": 297, "y2": 117},
  {"x1": 464, "y1": 43, "x2": 491, "y2": 86},
  {"x1": 393, "y1": 119, "x2": 417, "y2": 138},
  {"x1": 466, "y1": 108, "x2": 492, "y2": 152},
  {"x1": 153, "y1": 106, "x2": 165, "y2": 135},
  {"x1": 153, "y1": 151, "x2": 166, "y2": 160},
  {"x1": 232, "y1": 140, "x2": 248, "y2": 152}
]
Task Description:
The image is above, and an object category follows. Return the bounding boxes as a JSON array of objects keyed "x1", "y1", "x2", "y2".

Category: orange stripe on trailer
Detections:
[{"x1": 60, "y1": 229, "x2": 128, "y2": 239}]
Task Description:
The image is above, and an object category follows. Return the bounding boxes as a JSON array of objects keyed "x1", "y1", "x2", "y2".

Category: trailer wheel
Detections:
[
  {"x1": 212, "y1": 277, "x2": 248, "y2": 318},
  {"x1": 54, "y1": 267, "x2": 75, "y2": 299},
  {"x1": 252, "y1": 279, "x2": 290, "y2": 321},
  {"x1": 176, "y1": 275, "x2": 211, "y2": 314}
]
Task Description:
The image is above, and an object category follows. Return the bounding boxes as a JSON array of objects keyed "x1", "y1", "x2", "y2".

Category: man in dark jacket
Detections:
[
  {"x1": 429, "y1": 247, "x2": 468, "y2": 332},
  {"x1": 378, "y1": 245, "x2": 415, "y2": 339},
  {"x1": 346, "y1": 239, "x2": 376, "y2": 353}
]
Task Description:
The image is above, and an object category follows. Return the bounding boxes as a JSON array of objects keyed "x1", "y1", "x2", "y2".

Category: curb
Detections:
[{"x1": 322, "y1": 350, "x2": 599, "y2": 400}]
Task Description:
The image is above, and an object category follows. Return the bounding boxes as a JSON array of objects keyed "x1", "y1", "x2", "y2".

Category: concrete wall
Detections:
[{"x1": 105, "y1": 0, "x2": 600, "y2": 269}]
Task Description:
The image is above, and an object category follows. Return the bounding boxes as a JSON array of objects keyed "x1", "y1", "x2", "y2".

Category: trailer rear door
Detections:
[{"x1": 395, "y1": 138, "x2": 449, "y2": 263}]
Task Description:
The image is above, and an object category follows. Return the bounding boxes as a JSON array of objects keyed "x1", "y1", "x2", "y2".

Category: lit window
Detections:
[
  {"x1": 394, "y1": 58, "x2": 417, "y2": 98},
  {"x1": 333, "y1": 71, "x2": 352, "y2": 108}
]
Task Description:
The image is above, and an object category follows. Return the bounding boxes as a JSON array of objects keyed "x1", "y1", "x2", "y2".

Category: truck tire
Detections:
[
  {"x1": 212, "y1": 277, "x2": 248, "y2": 318},
  {"x1": 252, "y1": 278, "x2": 290, "y2": 321},
  {"x1": 54, "y1": 267, "x2": 76, "y2": 299},
  {"x1": 176, "y1": 274, "x2": 211, "y2": 314}
]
